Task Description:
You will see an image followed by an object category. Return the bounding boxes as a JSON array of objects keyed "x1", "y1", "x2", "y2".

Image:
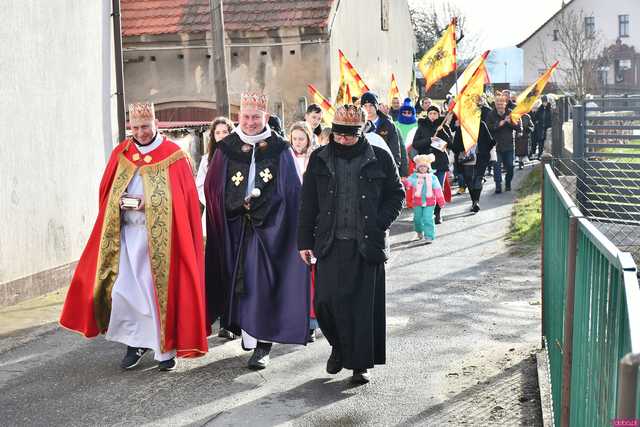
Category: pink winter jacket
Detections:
[{"x1": 407, "y1": 172, "x2": 445, "y2": 208}]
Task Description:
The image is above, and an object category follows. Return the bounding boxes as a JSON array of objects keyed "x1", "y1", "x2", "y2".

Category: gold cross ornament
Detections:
[
  {"x1": 260, "y1": 168, "x2": 273, "y2": 183},
  {"x1": 231, "y1": 171, "x2": 244, "y2": 186}
]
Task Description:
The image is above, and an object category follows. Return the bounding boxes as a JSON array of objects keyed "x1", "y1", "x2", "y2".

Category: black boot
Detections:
[
  {"x1": 218, "y1": 328, "x2": 236, "y2": 340},
  {"x1": 434, "y1": 205, "x2": 442, "y2": 224},
  {"x1": 326, "y1": 347, "x2": 343, "y2": 374},
  {"x1": 470, "y1": 189, "x2": 481, "y2": 213},
  {"x1": 248, "y1": 342, "x2": 272, "y2": 370},
  {"x1": 351, "y1": 369, "x2": 371, "y2": 384}
]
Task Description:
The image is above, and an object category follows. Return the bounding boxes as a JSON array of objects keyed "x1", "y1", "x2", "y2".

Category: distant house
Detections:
[
  {"x1": 121, "y1": 0, "x2": 415, "y2": 126},
  {"x1": 517, "y1": 0, "x2": 640, "y2": 93}
]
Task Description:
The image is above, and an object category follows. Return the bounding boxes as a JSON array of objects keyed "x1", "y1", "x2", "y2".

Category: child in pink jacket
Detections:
[{"x1": 406, "y1": 154, "x2": 446, "y2": 243}]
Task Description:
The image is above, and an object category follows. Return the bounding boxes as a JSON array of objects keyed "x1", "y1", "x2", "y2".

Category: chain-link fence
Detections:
[{"x1": 549, "y1": 158, "x2": 640, "y2": 266}]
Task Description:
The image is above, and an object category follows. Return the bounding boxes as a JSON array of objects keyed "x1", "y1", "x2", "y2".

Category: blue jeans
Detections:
[{"x1": 494, "y1": 150, "x2": 514, "y2": 188}]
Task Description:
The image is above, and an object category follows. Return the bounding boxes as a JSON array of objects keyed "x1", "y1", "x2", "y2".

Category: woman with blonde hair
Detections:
[
  {"x1": 288, "y1": 121, "x2": 313, "y2": 181},
  {"x1": 288, "y1": 121, "x2": 318, "y2": 342}
]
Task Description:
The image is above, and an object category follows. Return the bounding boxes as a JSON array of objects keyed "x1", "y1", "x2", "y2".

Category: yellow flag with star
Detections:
[
  {"x1": 510, "y1": 61, "x2": 559, "y2": 123},
  {"x1": 449, "y1": 56, "x2": 487, "y2": 152},
  {"x1": 418, "y1": 17, "x2": 457, "y2": 93}
]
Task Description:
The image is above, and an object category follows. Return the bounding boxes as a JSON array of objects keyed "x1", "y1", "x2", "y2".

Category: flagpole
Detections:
[{"x1": 453, "y1": 17, "x2": 460, "y2": 96}]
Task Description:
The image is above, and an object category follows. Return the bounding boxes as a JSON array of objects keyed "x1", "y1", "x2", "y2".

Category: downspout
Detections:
[{"x1": 112, "y1": 0, "x2": 126, "y2": 141}]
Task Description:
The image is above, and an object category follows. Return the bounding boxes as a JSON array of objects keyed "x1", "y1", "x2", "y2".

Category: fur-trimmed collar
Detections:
[{"x1": 218, "y1": 132, "x2": 288, "y2": 163}]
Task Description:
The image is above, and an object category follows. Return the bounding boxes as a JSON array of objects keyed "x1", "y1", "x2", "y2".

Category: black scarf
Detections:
[{"x1": 331, "y1": 136, "x2": 366, "y2": 161}]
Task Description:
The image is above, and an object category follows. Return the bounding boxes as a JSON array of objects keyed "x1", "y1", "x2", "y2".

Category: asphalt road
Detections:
[{"x1": 0, "y1": 165, "x2": 542, "y2": 426}]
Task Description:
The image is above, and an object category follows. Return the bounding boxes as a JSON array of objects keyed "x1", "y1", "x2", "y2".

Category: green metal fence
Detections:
[
  {"x1": 543, "y1": 164, "x2": 575, "y2": 425},
  {"x1": 542, "y1": 164, "x2": 640, "y2": 426}
]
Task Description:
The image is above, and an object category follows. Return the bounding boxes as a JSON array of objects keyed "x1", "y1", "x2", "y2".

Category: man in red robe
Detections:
[{"x1": 60, "y1": 102, "x2": 208, "y2": 371}]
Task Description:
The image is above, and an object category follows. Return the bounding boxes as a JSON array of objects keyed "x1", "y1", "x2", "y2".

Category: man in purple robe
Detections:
[{"x1": 204, "y1": 93, "x2": 309, "y2": 370}]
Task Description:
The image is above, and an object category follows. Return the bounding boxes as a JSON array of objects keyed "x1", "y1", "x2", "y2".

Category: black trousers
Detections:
[
  {"x1": 462, "y1": 164, "x2": 486, "y2": 203},
  {"x1": 315, "y1": 239, "x2": 386, "y2": 370}
]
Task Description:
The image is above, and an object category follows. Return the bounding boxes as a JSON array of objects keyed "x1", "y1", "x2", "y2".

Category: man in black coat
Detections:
[
  {"x1": 532, "y1": 95, "x2": 552, "y2": 159},
  {"x1": 297, "y1": 105, "x2": 405, "y2": 385},
  {"x1": 360, "y1": 92, "x2": 402, "y2": 170}
]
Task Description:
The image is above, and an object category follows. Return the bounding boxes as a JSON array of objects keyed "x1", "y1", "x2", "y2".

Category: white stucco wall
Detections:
[
  {"x1": 329, "y1": 0, "x2": 415, "y2": 102},
  {"x1": 521, "y1": 0, "x2": 640, "y2": 84},
  {"x1": 0, "y1": 0, "x2": 117, "y2": 285}
]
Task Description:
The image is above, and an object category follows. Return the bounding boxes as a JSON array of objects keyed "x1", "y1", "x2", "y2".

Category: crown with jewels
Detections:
[
  {"x1": 240, "y1": 92, "x2": 268, "y2": 112},
  {"x1": 128, "y1": 102, "x2": 156, "y2": 125},
  {"x1": 332, "y1": 105, "x2": 366, "y2": 127}
]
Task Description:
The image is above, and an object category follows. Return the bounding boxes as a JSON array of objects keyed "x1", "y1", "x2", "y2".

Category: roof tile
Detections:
[{"x1": 121, "y1": 0, "x2": 334, "y2": 36}]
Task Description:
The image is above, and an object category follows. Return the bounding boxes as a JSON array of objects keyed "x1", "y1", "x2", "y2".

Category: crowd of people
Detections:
[{"x1": 59, "y1": 87, "x2": 552, "y2": 385}]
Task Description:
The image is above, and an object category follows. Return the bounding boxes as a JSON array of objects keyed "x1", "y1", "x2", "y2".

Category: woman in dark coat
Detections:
[
  {"x1": 412, "y1": 105, "x2": 452, "y2": 223},
  {"x1": 515, "y1": 113, "x2": 534, "y2": 169},
  {"x1": 450, "y1": 114, "x2": 496, "y2": 213}
]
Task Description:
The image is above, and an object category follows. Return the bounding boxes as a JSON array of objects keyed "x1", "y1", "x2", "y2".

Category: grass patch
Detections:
[
  {"x1": 508, "y1": 165, "x2": 542, "y2": 249},
  {"x1": 599, "y1": 141, "x2": 640, "y2": 163},
  {"x1": 599, "y1": 145, "x2": 640, "y2": 163}
]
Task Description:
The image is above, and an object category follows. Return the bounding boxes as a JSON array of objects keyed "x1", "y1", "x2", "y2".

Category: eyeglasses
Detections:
[{"x1": 333, "y1": 132, "x2": 356, "y2": 139}]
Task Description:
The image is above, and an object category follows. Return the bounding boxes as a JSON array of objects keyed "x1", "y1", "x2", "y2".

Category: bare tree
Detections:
[
  {"x1": 538, "y1": 8, "x2": 606, "y2": 100},
  {"x1": 409, "y1": 1, "x2": 481, "y2": 63}
]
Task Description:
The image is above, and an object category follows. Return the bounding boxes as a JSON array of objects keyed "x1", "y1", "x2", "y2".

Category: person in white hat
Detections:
[{"x1": 406, "y1": 154, "x2": 445, "y2": 242}]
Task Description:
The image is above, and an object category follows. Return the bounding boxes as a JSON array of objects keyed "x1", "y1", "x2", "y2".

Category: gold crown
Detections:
[
  {"x1": 413, "y1": 154, "x2": 435, "y2": 166},
  {"x1": 240, "y1": 92, "x2": 268, "y2": 112},
  {"x1": 332, "y1": 105, "x2": 366, "y2": 127},
  {"x1": 128, "y1": 102, "x2": 156, "y2": 125}
]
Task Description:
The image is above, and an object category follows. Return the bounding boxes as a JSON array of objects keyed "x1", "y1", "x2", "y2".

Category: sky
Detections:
[{"x1": 409, "y1": 0, "x2": 564, "y2": 50}]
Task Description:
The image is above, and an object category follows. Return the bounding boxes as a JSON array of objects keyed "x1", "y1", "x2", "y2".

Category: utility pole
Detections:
[{"x1": 209, "y1": 0, "x2": 230, "y2": 117}]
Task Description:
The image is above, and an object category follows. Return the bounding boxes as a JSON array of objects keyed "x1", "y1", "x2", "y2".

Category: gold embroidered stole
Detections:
[{"x1": 93, "y1": 150, "x2": 185, "y2": 351}]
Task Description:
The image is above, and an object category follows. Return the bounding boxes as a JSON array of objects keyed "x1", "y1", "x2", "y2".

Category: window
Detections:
[
  {"x1": 381, "y1": 0, "x2": 390, "y2": 31},
  {"x1": 585, "y1": 16, "x2": 595, "y2": 38},
  {"x1": 619, "y1": 15, "x2": 630, "y2": 38},
  {"x1": 553, "y1": 29, "x2": 559, "y2": 41},
  {"x1": 615, "y1": 59, "x2": 631, "y2": 83}
]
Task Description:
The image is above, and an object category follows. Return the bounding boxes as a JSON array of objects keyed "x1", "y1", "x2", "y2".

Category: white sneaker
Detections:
[{"x1": 415, "y1": 232, "x2": 424, "y2": 240}]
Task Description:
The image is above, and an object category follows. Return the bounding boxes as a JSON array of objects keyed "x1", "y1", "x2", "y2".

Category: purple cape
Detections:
[{"x1": 204, "y1": 144, "x2": 310, "y2": 345}]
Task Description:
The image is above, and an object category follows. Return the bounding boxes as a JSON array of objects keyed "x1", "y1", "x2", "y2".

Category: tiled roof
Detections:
[{"x1": 121, "y1": 0, "x2": 334, "y2": 36}]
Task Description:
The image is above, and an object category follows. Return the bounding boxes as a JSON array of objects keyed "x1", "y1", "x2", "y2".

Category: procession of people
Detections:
[{"x1": 59, "y1": 77, "x2": 549, "y2": 383}]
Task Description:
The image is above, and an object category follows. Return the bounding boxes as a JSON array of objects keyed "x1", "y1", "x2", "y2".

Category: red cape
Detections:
[{"x1": 60, "y1": 138, "x2": 208, "y2": 358}]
